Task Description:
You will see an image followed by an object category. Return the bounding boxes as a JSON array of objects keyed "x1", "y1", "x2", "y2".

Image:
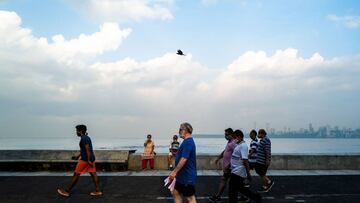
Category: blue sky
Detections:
[
  {"x1": 2, "y1": 0, "x2": 360, "y2": 67},
  {"x1": 0, "y1": 0, "x2": 360, "y2": 138}
]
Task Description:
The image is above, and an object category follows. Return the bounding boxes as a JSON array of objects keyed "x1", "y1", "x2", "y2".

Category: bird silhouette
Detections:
[{"x1": 176, "y1": 49, "x2": 186, "y2": 56}]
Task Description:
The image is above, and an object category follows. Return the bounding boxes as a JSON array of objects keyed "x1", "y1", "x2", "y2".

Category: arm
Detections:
[
  {"x1": 151, "y1": 142, "x2": 155, "y2": 154},
  {"x1": 215, "y1": 150, "x2": 225, "y2": 164},
  {"x1": 72, "y1": 153, "x2": 81, "y2": 160},
  {"x1": 248, "y1": 147, "x2": 256, "y2": 157},
  {"x1": 241, "y1": 144, "x2": 251, "y2": 180},
  {"x1": 248, "y1": 148, "x2": 255, "y2": 156},
  {"x1": 265, "y1": 142, "x2": 271, "y2": 167},
  {"x1": 243, "y1": 159, "x2": 252, "y2": 181},
  {"x1": 169, "y1": 157, "x2": 187, "y2": 180},
  {"x1": 84, "y1": 144, "x2": 94, "y2": 166}
]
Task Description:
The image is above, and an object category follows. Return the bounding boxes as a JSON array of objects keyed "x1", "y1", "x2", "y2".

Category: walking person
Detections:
[
  {"x1": 142, "y1": 134, "x2": 155, "y2": 170},
  {"x1": 57, "y1": 124, "x2": 102, "y2": 197},
  {"x1": 209, "y1": 128, "x2": 248, "y2": 202},
  {"x1": 248, "y1": 129, "x2": 259, "y2": 172},
  {"x1": 255, "y1": 129, "x2": 274, "y2": 193},
  {"x1": 168, "y1": 135, "x2": 180, "y2": 170},
  {"x1": 228, "y1": 130, "x2": 261, "y2": 203},
  {"x1": 167, "y1": 122, "x2": 197, "y2": 203}
]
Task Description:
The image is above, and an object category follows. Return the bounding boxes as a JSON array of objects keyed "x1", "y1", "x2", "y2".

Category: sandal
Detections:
[
  {"x1": 57, "y1": 188, "x2": 70, "y2": 197},
  {"x1": 90, "y1": 191, "x2": 103, "y2": 197}
]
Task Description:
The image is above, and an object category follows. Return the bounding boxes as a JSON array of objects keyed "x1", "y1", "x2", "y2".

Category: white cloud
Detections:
[
  {"x1": 0, "y1": 10, "x2": 131, "y2": 103},
  {"x1": 328, "y1": 14, "x2": 360, "y2": 29},
  {"x1": 0, "y1": 10, "x2": 131, "y2": 66},
  {"x1": 71, "y1": 0, "x2": 174, "y2": 23},
  {"x1": 1, "y1": 10, "x2": 360, "y2": 137}
]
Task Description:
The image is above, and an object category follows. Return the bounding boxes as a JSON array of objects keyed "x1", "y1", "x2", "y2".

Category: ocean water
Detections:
[{"x1": 1, "y1": 137, "x2": 360, "y2": 154}]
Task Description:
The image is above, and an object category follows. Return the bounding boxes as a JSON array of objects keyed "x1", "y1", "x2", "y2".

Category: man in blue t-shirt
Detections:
[
  {"x1": 57, "y1": 124, "x2": 102, "y2": 197},
  {"x1": 167, "y1": 122, "x2": 197, "y2": 203}
]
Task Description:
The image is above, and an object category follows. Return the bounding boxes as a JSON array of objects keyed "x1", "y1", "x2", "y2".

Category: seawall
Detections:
[{"x1": 0, "y1": 150, "x2": 359, "y2": 171}]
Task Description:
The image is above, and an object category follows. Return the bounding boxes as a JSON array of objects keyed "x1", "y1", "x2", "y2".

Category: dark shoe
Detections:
[
  {"x1": 243, "y1": 178, "x2": 250, "y2": 188},
  {"x1": 208, "y1": 195, "x2": 221, "y2": 202},
  {"x1": 238, "y1": 195, "x2": 250, "y2": 202}
]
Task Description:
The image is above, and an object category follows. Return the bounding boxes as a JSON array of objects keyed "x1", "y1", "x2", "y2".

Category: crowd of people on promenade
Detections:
[{"x1": 57, "y1": 123, "x2": 273, "y2": 203}]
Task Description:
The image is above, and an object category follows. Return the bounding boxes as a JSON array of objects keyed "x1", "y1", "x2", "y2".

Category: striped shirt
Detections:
[
  {"x1": 256, "y1": 136, "x2": 271, "y2": 165},
  {"x1": 248, "y1": 139, "x2": 258, "y2": 163}
]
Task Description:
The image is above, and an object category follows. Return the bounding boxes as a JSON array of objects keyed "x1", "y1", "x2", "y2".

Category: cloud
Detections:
[
  {"x1": 0, "y1": 10, "x2": 131, "y2": 103},
  {"x1": 328, "y1": 14, "x2": 360, "y2": 29},
  {"x1": 1, "y1": 10, "x2": 360, "y2": 138},
  {"x1": 0, "y1": 11, "x2": 131, "y2": 65},
  {"x1": 70, "y1": 0, "x2": 174, "y2": 23}
]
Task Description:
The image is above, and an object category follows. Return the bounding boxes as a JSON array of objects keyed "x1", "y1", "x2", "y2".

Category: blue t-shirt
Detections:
[
  {"x1": 79, "y1": 135, "x2": 95, "y2": 162},
  {"x1": 175, "y1": 137, "x2": 197, "y2": 185}
]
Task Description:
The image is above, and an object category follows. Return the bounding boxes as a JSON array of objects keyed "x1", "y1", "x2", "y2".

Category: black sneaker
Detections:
[
  {"x1": 208, "y1": 195, "x2": 221, "y2": 202},
  {"x1": 238, "y1": 195, "x2": 250, "y2": 203},
  {"x1": 243, "y1": 178, "x2": 250, "y2": 188}
]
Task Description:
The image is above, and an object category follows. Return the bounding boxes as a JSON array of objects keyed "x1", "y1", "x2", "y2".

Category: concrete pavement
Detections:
[{"x1": 0, "y1": 171, "x2": 360, "y2": 202}]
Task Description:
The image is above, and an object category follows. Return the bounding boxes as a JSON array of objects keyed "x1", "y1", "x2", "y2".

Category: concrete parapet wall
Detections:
[
  {"x1": 128, "y1": 153, "x2": 360, "y2": 170},
  {"x1": 1, "y1": 150, "x2": 359, "y2": 171},
  {"x1": 0, "y1": 150, "x2": 129, "y2": 171}
]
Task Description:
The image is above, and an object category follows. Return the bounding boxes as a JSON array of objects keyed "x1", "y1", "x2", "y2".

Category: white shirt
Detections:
[{"x1": 230, "y1": 141, "x2": 249, "y2": 178}]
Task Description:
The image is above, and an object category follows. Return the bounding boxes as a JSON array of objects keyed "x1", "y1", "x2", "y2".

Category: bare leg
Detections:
[
  {"x1": 186, "y1": 195, "x2": 197, "y2": 203},
  {"x1": 215, "y1": 176, "x2": 227, "y2": 197},
  {"x1": 261, "y1": 175, "x2": 271, "y2": 186},
  {"x1": 172, "y1": 189, "x2": 183, "y2": 203},
  {"x1": 89, "y1": 172, "x2": 101, "y2": 192},
  {"x1": 66, "y1": 172, "x2": 80, "y2": 192}
]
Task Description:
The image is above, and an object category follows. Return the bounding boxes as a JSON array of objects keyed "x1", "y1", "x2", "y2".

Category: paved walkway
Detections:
[
  {"x1": 1, "y1": 170, "x2": 359, "y2": 176},
  {"x1": 0, "y1": 171, "x2": 359, "y2": 202}
]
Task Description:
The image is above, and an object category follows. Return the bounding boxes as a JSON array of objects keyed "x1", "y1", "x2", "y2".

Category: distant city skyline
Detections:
[{"x1": 0, "y1": 0, "x2": 360, "y2": 138}]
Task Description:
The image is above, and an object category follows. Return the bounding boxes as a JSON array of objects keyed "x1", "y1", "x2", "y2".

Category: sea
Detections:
[{"x1": 1, "y1": 136, "x2": 360, "y2": 154}]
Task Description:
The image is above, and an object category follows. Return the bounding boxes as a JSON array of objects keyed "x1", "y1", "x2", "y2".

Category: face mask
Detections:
[
  {"x1": 225, "y1": 135, "x2": 231, "y2": 141},
  {"x1": 179, "y1": 134, "x2": 185, "y2": 139},
  {"x1": 76, "y1": 132, "x2": 81, "y2": 137}
]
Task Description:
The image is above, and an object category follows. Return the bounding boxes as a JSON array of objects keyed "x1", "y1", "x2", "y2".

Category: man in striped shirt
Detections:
[
  {"x1": 255, "y1": 129, "x2": 274, "y2": 193},
  {"x1": 248, "y1": 129, "x2": 258, "y2": 171}
]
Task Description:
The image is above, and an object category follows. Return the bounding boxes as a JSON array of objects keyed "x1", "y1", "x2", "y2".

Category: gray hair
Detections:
[{"x1": 180, "y1": 122, "x2": 193, "y2": 134}]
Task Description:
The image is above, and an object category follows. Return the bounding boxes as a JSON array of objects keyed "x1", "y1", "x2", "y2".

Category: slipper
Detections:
[
  {"x1": 90, "y1": 191, "x2": 103, "y2": 197},
  {"x1": 57, "y1": 188, "x2": 70, "y2": 197}
]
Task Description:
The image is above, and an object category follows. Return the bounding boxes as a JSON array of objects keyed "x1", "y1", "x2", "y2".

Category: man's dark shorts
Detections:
[
  {"x1": 223, "y1": 168, "x2": 231, "y2": 179},
  {"x1": 255, "y1": 163, "x2": 268, "y2": 176},
  {"x1": 249, "y1": 162, "x2": 256, "y2": 170},
  {"x1": 175, "y1": 182, "x2": 196, "y2": 197}
]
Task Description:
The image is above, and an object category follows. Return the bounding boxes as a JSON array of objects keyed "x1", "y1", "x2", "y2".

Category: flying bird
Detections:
[{"x1": 176, "y1": 49, "x2": 186, "y2": 56}]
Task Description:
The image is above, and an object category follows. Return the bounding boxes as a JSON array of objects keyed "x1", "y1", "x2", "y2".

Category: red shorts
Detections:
[{"x1": 75, "y1": 160, "x2": 96, "y2": 174}]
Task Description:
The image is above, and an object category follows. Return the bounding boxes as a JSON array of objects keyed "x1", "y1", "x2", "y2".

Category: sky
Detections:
[{"x1": 0, "y1": 0, "x2": 360, "y2": 138}]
